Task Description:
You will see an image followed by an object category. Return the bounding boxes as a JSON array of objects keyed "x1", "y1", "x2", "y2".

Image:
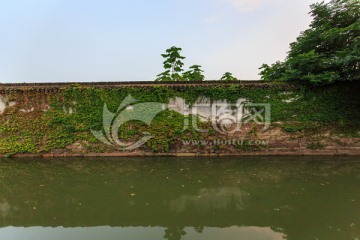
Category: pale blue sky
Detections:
[{"x1": 0, "y1": 0, "x2": 322, "y2": 82}]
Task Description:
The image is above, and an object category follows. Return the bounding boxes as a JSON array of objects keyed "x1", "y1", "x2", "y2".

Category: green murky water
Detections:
[{"x1": 0, "y1": 157, "x2": 359, "y2": 240}]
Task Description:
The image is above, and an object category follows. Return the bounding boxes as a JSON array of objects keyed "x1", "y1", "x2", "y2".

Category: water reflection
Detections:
[
  {"x1": 0, "y1": 226, "x2": 285, "y2": 240},
  {"x1": 0, "y1": 157, "x2": 359, "y2": 240},
  {"x1": 168, "y1": 187, "x2": 247, "y2": 213}
]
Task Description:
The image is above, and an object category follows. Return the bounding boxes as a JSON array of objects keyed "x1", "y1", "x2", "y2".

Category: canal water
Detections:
[{"x1": 0, "y1": 157, "x2": 359, "y2": 240}]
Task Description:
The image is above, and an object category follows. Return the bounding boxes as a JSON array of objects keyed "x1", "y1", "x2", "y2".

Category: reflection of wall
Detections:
[
  {"x1": 0, "y1": 226, "x2": 286, "y2": 240},
  {"x1": 168, "y1": 187, "x2": 248, "y2": 213},
  {"x1": 0, "y1": 157, "x2": 359, "y2": 240},
  {"x1": 0, "y1": 199, "x2": 15, "y2": 218}
]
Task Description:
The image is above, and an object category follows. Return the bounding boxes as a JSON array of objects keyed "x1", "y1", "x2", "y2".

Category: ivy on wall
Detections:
[{"x1": 0, "y1": 82, "x2": 359, "y2": 156}]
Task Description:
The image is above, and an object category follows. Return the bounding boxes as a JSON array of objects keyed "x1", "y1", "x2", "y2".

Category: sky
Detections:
[{"x1": 0, "y1": 0, "x2": 323, "y2": 83}]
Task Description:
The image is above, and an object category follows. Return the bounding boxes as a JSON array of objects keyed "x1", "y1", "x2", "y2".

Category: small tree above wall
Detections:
[
  {"x1": 156, "y1": 46, "x2": 243, "y2": 82},
  {"x1": 182, "y1": 65, "x2": 205, "y2": 82},
  {"x1": 156, "y1": 46, "x2": 186, "y2": 82},
  {"x1": 220, "y1": 72, "x2": 239, "y2": 81}
]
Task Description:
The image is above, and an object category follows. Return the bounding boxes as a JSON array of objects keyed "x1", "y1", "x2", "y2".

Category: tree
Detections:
[
  {"x1": 156, "y1": 46, "x2": 186, "y2": 81},
  {"x1": 259, "y1": 0, "x2": 360, "y2": 85},
  {"x1": 259, "y1": 62, "x2": 287, "y2": 80},
  {"x1": 220, "y1": 72, "x2": 238, "y2": 81},
  {"x1": 182, "y1": 65, "x2": 205, "y2": 81}
]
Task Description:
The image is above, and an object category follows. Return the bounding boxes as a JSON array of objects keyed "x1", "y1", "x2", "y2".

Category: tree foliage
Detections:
[
  {"x1": 220, "y1": 72, "x2": 238, "y2": 81},
  {"x1": 259, "y1": 0, "x2": 360, "y2": 85},
  {"x1": 156, "y1": 46, "x2": 186, "y2": 81},
  {"x1": 156, "y1": 47, "x2": 206, "y2": 82},
  {"x1": 182, "y1": 65, "x2": 205, "y2": 81}
]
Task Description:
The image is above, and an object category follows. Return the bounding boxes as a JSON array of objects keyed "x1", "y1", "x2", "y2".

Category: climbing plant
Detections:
[{"x1": 1, "y1": 81, "x2": 360, "y2": 156}]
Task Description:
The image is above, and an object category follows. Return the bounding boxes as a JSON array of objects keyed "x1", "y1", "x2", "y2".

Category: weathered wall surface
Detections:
[{"x1": 0, "y1": 82, "x2": 359, "y2": 157}]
